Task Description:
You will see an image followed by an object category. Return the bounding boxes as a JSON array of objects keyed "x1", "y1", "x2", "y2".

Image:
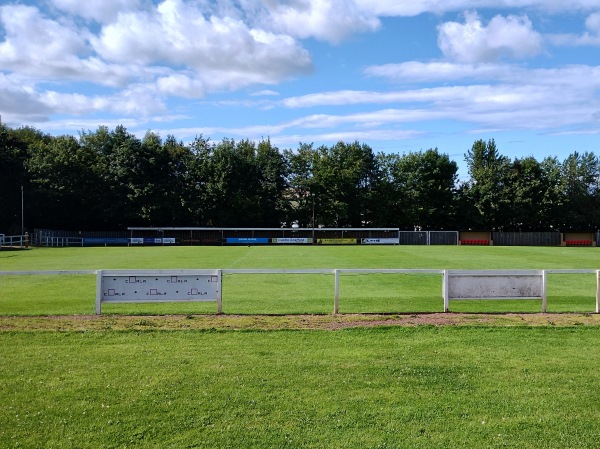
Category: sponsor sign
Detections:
[
  {"x1": 129, "y1": 238, "x2": 144, "y2": 244},
  {"x1": 272, "y1": 238, "x2": 312, "y2": 244},
  {"x1": 83, "y1": 237, "x2": 129, "y2": 245},
  {"x1": 225, "y1": 237, "x2": 270, "y2": 244},
  {"x1": 316, "y1": 238, "x2": 357, "y2": 245},
  {"x1": 144, "y1": 238, "x2": 162, "y2": 244},
  {"x1": 361, "y1": 238, "x2": 400, "y2": 245},
  {"x1": 96, "y1": 269, "x2": 222, "y2": 314},
  {"x1": 162, "y1": 238, "x2": 176, "y2": 244}
]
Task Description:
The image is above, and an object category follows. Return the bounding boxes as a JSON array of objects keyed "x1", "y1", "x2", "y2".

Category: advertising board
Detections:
[
  {"x1": 96, "y1": 269, "x2": 222, "y2": 314},
  {"x1": 272, "y1": 238, "x2": 312, "y2": 244},
  {"x1": 225, "y1": 237, "x2": 270, "y2": 244},
  {"x1": 361, "y1": 238, "x2": 400, "y2": 245},
  {"x1": 316, "y1": 238, "x2": 357, "y2": 245}
]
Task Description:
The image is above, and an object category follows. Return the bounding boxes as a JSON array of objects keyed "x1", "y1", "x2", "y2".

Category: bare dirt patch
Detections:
[{"x1": 0, "y1": 312, "x2": 599, "y2": 332}]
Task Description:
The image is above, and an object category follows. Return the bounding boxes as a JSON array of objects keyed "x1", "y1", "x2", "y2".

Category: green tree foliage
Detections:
[
  {"x1": 385, "y1": 149, "x2": 458, "y2": 230},
  {"x1": 464, "y1": 139, "x2": 511, "y2": 230},
  {"x1": 0, "y1": 125, "x2": 35, "y2": 233},
  {"x1": 2, "y1": 123, "x2": 600, "y2": 233},
  {"x1": 557, "y1": 152, "x2": 600, "y2": 230}
]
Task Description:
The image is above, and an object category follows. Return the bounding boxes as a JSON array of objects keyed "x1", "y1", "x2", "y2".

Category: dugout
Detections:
[
  {"x1": 128, "y1": 227, "x2": 400, "y2": 245},
  {"x1": 562, "y1": 232, "x2": 595, "y2": 247}
]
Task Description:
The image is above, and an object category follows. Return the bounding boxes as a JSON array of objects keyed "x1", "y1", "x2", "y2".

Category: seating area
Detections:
[
  {"x1": 565, "y1": 240, "x2": 593, "y2": 247},
  {"x1": 460, "y1": 239, "x2": 490, "y2": 245}
]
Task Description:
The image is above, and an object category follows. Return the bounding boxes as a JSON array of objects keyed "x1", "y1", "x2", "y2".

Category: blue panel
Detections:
[
  {"x1": 83, "y1": 237, "x2": 129, "y2": 245},
  {"x1": 225, "y1": 237, "x2": 270, "y2": 244}
]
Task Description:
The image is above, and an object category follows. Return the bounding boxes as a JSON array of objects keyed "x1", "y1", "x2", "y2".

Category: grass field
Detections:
[
  {"x1": 1, "y1": 245, "x2": 599, "y2": 315},
  {"x1": 1, "y1": 246, "x2": 600, "y2": 448}
]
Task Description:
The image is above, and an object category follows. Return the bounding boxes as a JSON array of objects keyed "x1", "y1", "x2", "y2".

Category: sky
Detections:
[{"x1": 2, "y1": 0, "x2": 600, "y2": 179}]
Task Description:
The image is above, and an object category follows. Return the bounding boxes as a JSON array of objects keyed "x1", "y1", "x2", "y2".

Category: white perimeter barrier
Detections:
[
  {"x1": 443, "y1": 270, "x2": 547, "y2": 312},
  {"x1": 96, "y1": 269, "x2": 222, "y2": 315},
  {"x1": 2, "y1": 269, "x2": 599, "y2": 315}
]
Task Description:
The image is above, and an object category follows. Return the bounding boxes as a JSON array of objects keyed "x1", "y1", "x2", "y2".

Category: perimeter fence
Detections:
[
  {"x1": 2, "y1": 269, "x2": 599, "y2": 316},
  {"x1": 14, "y1": 228, "x2": 600, "y2": 247}
]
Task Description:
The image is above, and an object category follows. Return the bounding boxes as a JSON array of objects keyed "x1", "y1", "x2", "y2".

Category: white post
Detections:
[
  {"x1": 95, "y1": 270, "x2": 103, "y2": 315},
  {"x1": 541, "y1": 270, "x2": 547, "y2": 313},
  {"x1": 443, "y1": 270, "x2": 449, "y2": 312},
  {"x1": 596, "y1": 270, "x2": 600, "y2": 314},
  {"x1": 334, "y1": 269, "x2": 340, "y2": 314},
  {"x1": 217, "y1": 269, "x2": 223, "y2": 314}
]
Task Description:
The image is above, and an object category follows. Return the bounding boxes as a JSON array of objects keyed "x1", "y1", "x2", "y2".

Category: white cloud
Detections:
[
  {"x1": 262, "y1": 0, "x2": 380, "y2": 43},
  {"x1": 251, "y1": 90, "x2": 280, "y2": 96},
  {"x1": 0, "y1": 4, "x2": 148, "y2": 87},
  {"x1": 356, "y1": 0, "x2": 600, "y2": 16},
  {"x1": 0, "y1": 5, "x2": 88, "y2": 69},
  {"x1": 365, "y1": 60, "x2": 600, "y2": 90},
  {"x1": 279, "y1": 62, "x2": 600, "y2": 132},
  {"x1": 50, "y1": 0, "x2": 141, "y2": 23},
  {"x1": 437, "y1": 12, "x2": 543, "y2": 63},
  {"x1": 0, "y1": 73, "x2": 53, "y2": 121},
  {"x1": 365, "y1": 61, "x2": 515, "y2": 83},
  {"x1": 91, "y1": 0, "x2": 312, "y2": 88},
  {"x1": 547, "y1": 12, "x2": 600, "y2": 46}
]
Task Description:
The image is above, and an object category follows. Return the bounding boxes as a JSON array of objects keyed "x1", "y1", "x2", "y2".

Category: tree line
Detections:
[{"x1": 1, "y1": 124, "x2": 599, "y2": 234}]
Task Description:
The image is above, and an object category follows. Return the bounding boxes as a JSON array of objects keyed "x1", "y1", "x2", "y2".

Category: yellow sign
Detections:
[{"x1": 316, "y1": 238, "x2": 357, "y2": 245}]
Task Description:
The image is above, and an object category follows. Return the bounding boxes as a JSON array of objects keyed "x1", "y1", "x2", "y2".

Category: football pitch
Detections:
[
  {"x1": 2, "y1": 245, "x2": 600, "y2": 315},
  {"x1": 1, "y1": 246, "x2": 600, "y2": 448}
]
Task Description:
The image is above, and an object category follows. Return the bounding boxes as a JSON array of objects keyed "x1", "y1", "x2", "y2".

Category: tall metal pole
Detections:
[
  {"x1": 311, "y1": 193, "x2": 315, "y2": 244},
  {"x1": 21, "y1": 185, "x2": 24, "y2": 238}
]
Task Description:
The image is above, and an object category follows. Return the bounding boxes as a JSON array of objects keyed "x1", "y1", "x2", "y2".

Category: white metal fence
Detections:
[
  {"x1": 0, "y1": 234, "x2": 28, "y2": 248},
  {"x1": 3, "y1": 268, "x2": 599, "y2": 315}
]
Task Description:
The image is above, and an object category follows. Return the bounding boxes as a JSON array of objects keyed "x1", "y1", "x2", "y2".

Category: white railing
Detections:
[
  {"x1": 41, "y1": 236, "x2": 84, "y2": 247},
  {"x1": 0, "y1": 234, "x2": 29, "y2": 248},
  {"x1": 2, "y1": 268, "x2": 599, "y2": 315}
]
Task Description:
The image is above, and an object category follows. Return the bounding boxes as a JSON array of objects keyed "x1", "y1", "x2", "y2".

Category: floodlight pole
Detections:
[
  {"x1": 311, "y1": 193, "x2": 315, "y2": 244},
  {"x1": 21, "y1": 185, "x2": 24, "y2": 240}
]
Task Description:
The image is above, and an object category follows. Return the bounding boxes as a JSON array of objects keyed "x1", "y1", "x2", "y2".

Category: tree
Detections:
[
  {"x1": 557, "y1": 152, "x2": 600, "y2": 230},
  {"x1": 26, "y1": 134, "x2": 102, "y2": 230},
  {"x1": 285, "y1": 143, "x2": 318, "y2": 227},
  {"x1": 255, "y1": 139, "x2": 289, "y2": 227},
  {"x1": 500, "y1": 157, "x2": 547, "y2": 231},
  {"x1": 0, "y1": 125, "x2": 29, "y2": 233},
  {"x1": 311, "y1": 141, "x2": 378, "y2": 227},
  {"x1": 388, "y1": 149, "x2": 458, "y2": 229},
  {"x1": 464, "y1": 139, "x2": 510, "y2": 229}
]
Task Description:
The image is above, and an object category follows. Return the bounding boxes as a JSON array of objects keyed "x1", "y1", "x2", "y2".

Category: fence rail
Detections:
[
  {"x1": 3, "y1": 269, "x2": 599, "y2": 315},
  {"x1": 0, "y1": 235, "x2": 29, "y2": 248}
]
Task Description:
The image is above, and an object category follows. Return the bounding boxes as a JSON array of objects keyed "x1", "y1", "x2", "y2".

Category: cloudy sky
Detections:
[{"x1": 2, "y1": 0, "x2": 600, "y2": 177}]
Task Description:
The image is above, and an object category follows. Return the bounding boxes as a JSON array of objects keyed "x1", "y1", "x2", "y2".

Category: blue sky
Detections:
[{"x1": 2, "y1": 1, "x2": 600, "y2": 179}]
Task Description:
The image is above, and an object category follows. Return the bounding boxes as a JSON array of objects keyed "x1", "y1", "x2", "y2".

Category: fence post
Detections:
[
  {"x1": 217, "y1": 269, "x2": 223, "y2": 314},
  {"x1": 443, "y1": 270, "x2": 449, "y2": 312},
  {"x1": 95, "y1": 270, "x2": 103, "y2": 315},
  {"x1": 541, "y1": 270, "x2": 547, "y2": 313},
  {"x1": 596, "y1": 270, "x2": 600, "y2": 314},
  {"x1": 334, "y1": 269, "x2": 340, "y2": 314}
]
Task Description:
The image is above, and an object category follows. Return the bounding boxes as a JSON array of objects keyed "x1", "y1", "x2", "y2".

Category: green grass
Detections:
[
  {"x1": 2, "y1": 245, "x2": 600, "y2": 270},
  {"x1": 2, "y1": 247, "x2": 600, "y2": 448},
  {"x1": 1, "y1": 246, "x2": 600, "y2": 315},
  {"x1": 1, "y1": 326, "x2": 599, "y2": 448}
]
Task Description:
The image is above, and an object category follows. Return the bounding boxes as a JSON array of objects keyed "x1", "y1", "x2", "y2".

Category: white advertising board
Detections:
[
  {"x1": 361, "y1": 238, "x2": 400, "y2": 245},
  {"x1": 96, "y1": 269, "x2": 221, "y2": 314},
  {"x1": 444, "y1": 270, "x2": 546, "y2": 312},
  {"x1": 272, "y1": 238, "x2": 312, "y2": 244}
]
